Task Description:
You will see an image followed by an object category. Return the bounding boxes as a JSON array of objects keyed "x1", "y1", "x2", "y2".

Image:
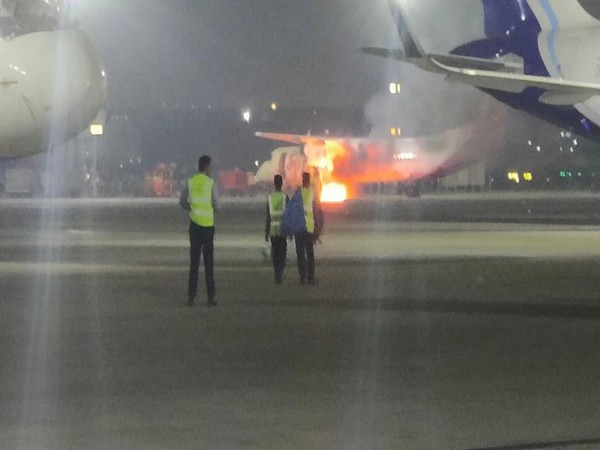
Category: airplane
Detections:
[
  {"x1": 257, "y1": 0, "x2": 600, "y2": 200},
  {"x1": 364, "y1": 0, "x2": 600, "y2": 141},
  {"x1": 0, "y1": 0, "x2": 106, "y2": 159},
  {"x1": 255, "y1": 95, "x2": 507, "y2": 202}
]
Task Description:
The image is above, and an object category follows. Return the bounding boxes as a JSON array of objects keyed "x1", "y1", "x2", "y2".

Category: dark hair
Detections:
[
  {"x1": 302, "y1": 171, "x2": 310, "y2": 184},
  {"x1": 274, "y1": 175, "x2": 283, "y2": 189},
  {"x1": 198, "y1": 155, "x2": 211, "y2": 172}
]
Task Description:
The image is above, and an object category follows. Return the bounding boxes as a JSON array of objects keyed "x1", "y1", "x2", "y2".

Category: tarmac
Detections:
[{"x1": 1, "y1": 193, "x2": 600, "y2": 449}]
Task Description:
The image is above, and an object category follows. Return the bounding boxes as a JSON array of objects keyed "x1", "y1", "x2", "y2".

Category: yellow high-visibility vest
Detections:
[
  {"x1": 268, "y1": 191, "x2": 285, "y2": 237},
  {"x1": 188, "y1": 173, "x2": 214, "y2": 227},
  {"x1": 301, "y1": 187, "x2": 314, "y2": 234}
]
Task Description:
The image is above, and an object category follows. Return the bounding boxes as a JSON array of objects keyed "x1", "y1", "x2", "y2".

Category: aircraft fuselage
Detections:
[{"x1": 0, "y1": 27, "x2": 106, "y2": 158}]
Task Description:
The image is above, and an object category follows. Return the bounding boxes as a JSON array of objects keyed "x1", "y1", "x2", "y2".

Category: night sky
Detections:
[{"x1": 72, "y1": 0, "x2": 401, "y2": 110}]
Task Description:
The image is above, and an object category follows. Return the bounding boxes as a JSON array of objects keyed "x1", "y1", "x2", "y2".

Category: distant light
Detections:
[
  {"x1": 389, "y1": 83, "x2": 401, "y2": 95},
  {"x1": 390, "y1": 127, "x2": 402, "y2": 137},
  {"x1": 242, "y1": 109, "x2": 251, "y2": 123},
  {"x1": 270, "y1": 102, "x2": 278, "y2": 111},
  {"x1": 254, "y1": 160, "x2": 259, "y2": 167},
  {"x1": 536, "y1": 146, "x2": 541, "y2": 152},
  {"x1": 573, "y1": 139, "x2": 578, "y2": 146},
  {"x1": 508, "y1": 171, "x2": 520, "y2": 183},
  {"x1": 527, "y1": 140, "x2": 533, "y2": 146},
  {"x1": 523, "y1": 172, "x2": 533, "y2": 182},
  {"x1": 90, "y1": 124, "x2": 103, "y2": 136},
  {"x1": 395, "y1": 152, "x2": 416, "y2": 161},
  {"x1": 570, "y1": 147, "x2": 575, "y2": 153}
]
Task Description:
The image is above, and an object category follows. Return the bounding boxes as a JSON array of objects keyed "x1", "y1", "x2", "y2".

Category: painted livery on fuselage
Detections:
[{"x1": 372, "y1": 0, "x2": 600, "y2": 141}]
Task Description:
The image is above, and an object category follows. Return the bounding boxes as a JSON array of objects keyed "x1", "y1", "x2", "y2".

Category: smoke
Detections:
[
  {"x1": 365, "y1": 0, "x2": 492, "y2": 139},
  {"x1": 361, "y1": 0, "x2": 509, "y2": 181},
  {"x1": 365, "y1": 67, "x2": 487, "y2": 139}
]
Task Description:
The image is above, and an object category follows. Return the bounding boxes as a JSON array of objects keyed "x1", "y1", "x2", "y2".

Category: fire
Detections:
[{"x1": 321, "y1": 182, "x2": 347, "y2": 204}]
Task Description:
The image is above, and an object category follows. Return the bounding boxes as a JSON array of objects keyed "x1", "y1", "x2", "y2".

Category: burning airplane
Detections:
[{"x1": 255, "y1": 97, "x2": 507, "y2": 203}]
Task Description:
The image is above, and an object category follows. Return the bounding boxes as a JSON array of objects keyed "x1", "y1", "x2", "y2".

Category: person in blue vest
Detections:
[
  {"x1": 296, "y1": 171, "x2": 322, "y2": 285},
  {"x1": 265, "y1": 175, "x2": 289, "y2": 285},
  {"x1": 180, "y1": 155, "x2": 217, "y2": 307}
]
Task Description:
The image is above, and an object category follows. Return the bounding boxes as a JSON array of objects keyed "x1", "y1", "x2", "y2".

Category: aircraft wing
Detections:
[
  {"x1": 255, "y1": 131, "x2": 383, "y2": 147},
  {"x1": 428, "y1": 55, "x2": 600, "y2": 106},
  {"x1": 363, "y1": 46, "x2": 600, "y2": 106},
  {"x1": 363, "y1": 1, "x2": 600, "y2": 106}
]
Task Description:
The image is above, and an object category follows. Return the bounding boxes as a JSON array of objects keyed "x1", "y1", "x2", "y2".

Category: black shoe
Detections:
[
  {"x1": 275, "y1": 278, "x2": 282, "y2": 285},
  {"x1": 307, "y1": 278, "x2": 318, "y2": 285},
  {"x1": 207, "y1": 297, "x2": 217, "y2": 307},
  {"x1": 186, "y1": 298, "x2": 195, "y2": 307},
  {"x1": 300, "y1": 279, "x2": 306, "y2": 286}
]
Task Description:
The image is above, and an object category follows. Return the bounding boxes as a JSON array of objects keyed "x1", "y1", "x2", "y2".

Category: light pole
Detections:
[{"x1": 90, "y1": 123, "x2": 103, "y2": 197}]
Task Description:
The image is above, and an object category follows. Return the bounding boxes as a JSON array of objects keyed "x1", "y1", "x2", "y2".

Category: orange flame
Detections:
[{"x1": 321, "y1": 182, "x2": 347, "y2": 203}]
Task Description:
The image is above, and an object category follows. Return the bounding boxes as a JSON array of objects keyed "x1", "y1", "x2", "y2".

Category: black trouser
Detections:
[
  {"x1": 295, "y1": 232, "x2": 315, "y2": 283},
  {"x1": 188, "y1": 222, "x2": 215, "y2": 300},
  {"x1": 270, "y1": 236, "x2": 287, "y2": 283}
]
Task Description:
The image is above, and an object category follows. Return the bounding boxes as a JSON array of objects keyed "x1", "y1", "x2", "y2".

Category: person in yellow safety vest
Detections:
[
  {"x1": 179, "y1": 155, "x2": 218, "y2": 307},
  {"x1": 265, "y1": 175, "x2": 289, "y2": 285},
  {"x1": 295, "y1": 171, "x2": 322, "y2": 285}
]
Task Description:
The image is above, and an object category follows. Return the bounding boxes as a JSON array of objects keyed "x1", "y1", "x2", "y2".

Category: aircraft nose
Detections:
[
  {"x1": 74, "y1": 30, "x2": 107, "y2": 120},
  {"x1": 65, "y1": 28, "x2": 107, "y2": 129}
]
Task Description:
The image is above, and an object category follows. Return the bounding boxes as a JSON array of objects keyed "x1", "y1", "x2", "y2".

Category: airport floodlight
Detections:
[
  {"x1": 242, "y1": 109, "x2": 251, "y2": 123},
  {"x1": 90, "y1": 124, "x2": 103, "y2": 136}
]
